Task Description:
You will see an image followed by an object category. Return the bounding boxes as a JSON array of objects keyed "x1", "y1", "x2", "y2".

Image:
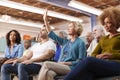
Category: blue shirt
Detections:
[
  {"x1": 54, "y1": 43, "x2": 61, "y2": 62},
  {"x1": 48, "y1": 31, "x2": 86, "y2": 69},
  {"x1": 4, "y1": 44, "x2": 24, "y2": 58}
]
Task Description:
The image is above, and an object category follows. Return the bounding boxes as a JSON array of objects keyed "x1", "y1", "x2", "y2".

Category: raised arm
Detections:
[{"x1": 43, "y1": 8, "x2": 51, "y2": 33}]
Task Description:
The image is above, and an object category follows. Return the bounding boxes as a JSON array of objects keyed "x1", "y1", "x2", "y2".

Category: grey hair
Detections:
[{"x1": 59, "y1": 31, "x2": 68, "y2": 39}]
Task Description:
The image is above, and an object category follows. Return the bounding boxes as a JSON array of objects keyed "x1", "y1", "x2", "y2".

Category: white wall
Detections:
[{"x1": 0, "y1": 22, "x2": 40, "y2": 39}]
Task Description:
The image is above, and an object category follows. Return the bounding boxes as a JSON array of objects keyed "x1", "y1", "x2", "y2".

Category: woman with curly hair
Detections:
[{"x1": 64, "y1": 7, "x2": 120, "y2": 80}]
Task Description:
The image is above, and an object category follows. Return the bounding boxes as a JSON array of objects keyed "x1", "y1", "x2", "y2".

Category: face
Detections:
[
  {"x1": 104, "y1": 17, "x2": 116, "y2": 32},
  {"x1": 93, "y1": 28, "x2": 103, "y2": 39},
  {"x1": 68, "y1": 23, "x2": 76, "y2": 36},
  {"x1": 9, "y1": 31, "x2": 17, "y2": 42},
  {"x1": 24, "y1": 41, "x2": 31, "y2": 49},
  {"x1": 37, "y1": 34, "x2": 41, "y2": 42},
  {"x1": 39, "y1": 27, "x2": 48, "y2": 38},
  {"x1": 86, "y1": 32, "x2": 93, "y2": 43}
]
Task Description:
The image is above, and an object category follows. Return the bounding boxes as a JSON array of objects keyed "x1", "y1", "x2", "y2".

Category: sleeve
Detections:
[
  {"x1": 17, "y1": 44, "x2": 24, "y2": 58},
  {"x1": 4, "y1": 47, "x2": 8, "y2": 58},
  {"x1": 30, "y1": 43, "x2": 37, "y2": 51},
  {"x1": 48, "y1": 31, "x2": 68, "y2": 46},
  {"x1": 47, "y1": 41, "x2": 56, "y2": 52},
  {"x1": 71, "y1": 41, "x2": 86, "y2": 66},
  {"x1": 112, "y1": 52, "x2": 120, "y2": 59},
  {"x1": 91, "y1": 41, "x2": 102, "y2": 57},
  {"x1": 87, "y1": 43, "x2": 92, "y2": 56}
]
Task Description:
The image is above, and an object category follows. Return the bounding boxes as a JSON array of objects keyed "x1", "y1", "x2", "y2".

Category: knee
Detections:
[
  {"x1": 43, "y1": 61, "x2": 52, "y2": 68},
  {"x1": 1, "y1": 64, "x2": 10, "y2": 73},
  {"x1": 47, "y1": 70, "x2": 56, "y2": 77},
  {"x1": 18, "y1": 63, "x2": 26, "y2": 72},
  {"x1": 83, "y1": 57, "x2": 96, "y2": 65}
]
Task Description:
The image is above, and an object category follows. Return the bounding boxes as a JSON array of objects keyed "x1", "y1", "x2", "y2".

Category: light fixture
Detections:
[
  {"x1": 68, "y1": 0, "x2": 103, "y2": 16},
  {"x1": 1, "y1": 14, "x2": 11, "y2": 21},
  {"x1": 0, "y1": 0, "x2": 83, "y2": 22},
  {"x1": 0, "y1": 14, "x2": 55, "y2": 30}
]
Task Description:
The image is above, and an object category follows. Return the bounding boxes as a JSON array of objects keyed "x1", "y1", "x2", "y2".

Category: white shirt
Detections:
[
  {"x1": 87, "y1": 39, "x2": 98, "y2": 56},
  {"x1": 30, "y1": 40, "x2": 56, "y2": 59}
]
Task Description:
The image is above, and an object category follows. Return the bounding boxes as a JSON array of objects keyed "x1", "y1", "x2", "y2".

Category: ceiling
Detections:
[{"x1": 0, "y1": 0, "x2": 119, "y2": 24}]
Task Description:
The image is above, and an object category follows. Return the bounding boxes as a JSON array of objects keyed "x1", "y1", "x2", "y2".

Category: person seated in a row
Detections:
[
  {"x1": 64, "y1": 7, "x2": 120, "y2": 80},
  {"x1": 1, "y1": 29, "x2": 24, "y2": 66},
  {"x1": 37, "y1": 9, "x2": 86, "y2": 80},
  {"x1": 87, "y1": 25, "x2": 105, "y2": 56},
  {"x1": 0, "y1": 30, "x2": 24, "y2": 80},
  {"x1": 85, "y1": 32, "x2": 94, "y2": 49},
  {"x1": 22, "y1": 39, "x2": 32, "y2": 57},
  {"x1": 1, "y1": 26, "x2": 56, "y2": 80}
]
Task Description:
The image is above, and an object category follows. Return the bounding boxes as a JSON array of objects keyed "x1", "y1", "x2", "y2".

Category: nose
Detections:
[{"x1": 11, "y1": 34, "x2": 14, "y2": 37}]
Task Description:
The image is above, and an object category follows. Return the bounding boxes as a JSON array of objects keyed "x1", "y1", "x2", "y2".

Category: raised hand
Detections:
[
  {"x1": 43, "y1": 8, "x2": 51, "y2": 33},
  {"x1": 43, "y1": 8, "x2": 48, "y2": 22}
]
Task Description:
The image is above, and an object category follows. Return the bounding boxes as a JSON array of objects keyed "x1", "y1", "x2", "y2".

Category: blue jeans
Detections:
[
  {"x1": 64, "y1": 57, "x2": 120, "y2": 80},
  {"x1": 18, "y1": 63, "x2": 41, "y2": 80},
  {"x1": 1, "y1": 63, "x2": 19, "y2": 80}
]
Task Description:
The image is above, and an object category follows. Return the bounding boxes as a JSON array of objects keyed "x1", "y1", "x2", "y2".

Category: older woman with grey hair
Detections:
[
  {"x1": 38, "y1": 9, "x2": 86, "y2": 80},
  {"x1": 87, "y1": 25, "x2": 105, "y2": 56}
]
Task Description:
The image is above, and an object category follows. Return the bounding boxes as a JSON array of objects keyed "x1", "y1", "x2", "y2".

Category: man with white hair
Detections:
[{"x1": 87, "y1": 25, "x2": 105, "y2": 56}]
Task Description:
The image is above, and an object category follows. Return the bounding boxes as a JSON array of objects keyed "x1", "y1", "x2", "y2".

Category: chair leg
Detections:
[
  {"x1": 29, "y1": 76, "x2": 33, "y2": 80},
  {"x1": 11, "y1": 75, "x2": 15, "y2": 80}
]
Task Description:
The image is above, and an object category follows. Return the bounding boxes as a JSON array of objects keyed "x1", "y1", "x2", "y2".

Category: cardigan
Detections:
[
  {"x1": 92, "y1": 34, "x2": 120, "y2": 61},
  {"x1": 48, "y1": 31, "x2": 86, "y2": 69}
]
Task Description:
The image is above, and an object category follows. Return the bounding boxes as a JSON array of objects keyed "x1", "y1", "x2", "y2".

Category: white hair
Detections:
[{"x1": 93, "y1": 25, "x2": 104, "y2": 32}]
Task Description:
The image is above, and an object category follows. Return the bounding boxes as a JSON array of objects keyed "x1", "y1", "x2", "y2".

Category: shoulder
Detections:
[
  {"x1": 47, "y1": 40, "x2": 55, "y2": 45},
  {"x1": 77, "y1": 38, "x2": 85, "y2": 44},
  {"x1": 16, "y1": 44, "x2": 23, "y2": 48}
]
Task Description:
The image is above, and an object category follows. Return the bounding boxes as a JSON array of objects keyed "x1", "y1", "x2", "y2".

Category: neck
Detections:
[
  {"x1": 109, "y1": 30, "x2": 119, "y2": 38},
  {"x1": 10, "y1": 41, "x2": 15, "y2": 48},
  {"x1": 110, "y1": 30, "x2": 118, "y2": 35},
  {"x1": 70, "y1": 35, "x2": 77, "y2": 42},
  {"x1": 10, "y1": 41, "x2": 15, "y2": 46},
  {"x1": 40, "y1": 37, "x2": 49, "y2": 43}
]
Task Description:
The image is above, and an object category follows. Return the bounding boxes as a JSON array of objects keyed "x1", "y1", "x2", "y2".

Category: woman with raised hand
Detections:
[{"x1": 38, "y1": 9, "x2": 86, "y2": 80}]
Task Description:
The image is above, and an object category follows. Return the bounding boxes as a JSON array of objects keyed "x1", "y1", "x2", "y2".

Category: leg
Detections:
[
  {"x1": 1, "y1": 64, "x2": 18, "y2": 80},
  {"x1": 64, "y1": 57, "x2": 120, "y2": 80},
  {"x1": 18, "y1": 63, "x2": 41, "y2": 80},
  {"x1": 46, "y1": 70, "x2": 56, "y2": 80},
  {"x1": 38, "y1": 61, "x2": 71, "y2": 80}
]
